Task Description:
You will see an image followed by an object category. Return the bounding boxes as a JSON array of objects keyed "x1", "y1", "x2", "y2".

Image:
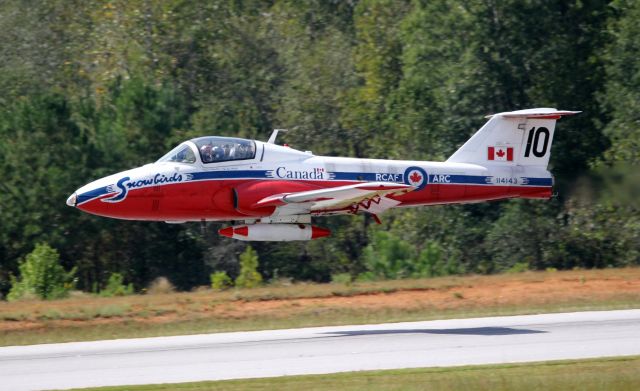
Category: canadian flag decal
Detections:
[{"x1": 488, "y1": 146, "x2": 514, "y2": 161}]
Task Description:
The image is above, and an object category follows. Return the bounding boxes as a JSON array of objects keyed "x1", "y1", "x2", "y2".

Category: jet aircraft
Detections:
[{"x1": 67, "y1": 108, "x2": 578, "y2": 241}]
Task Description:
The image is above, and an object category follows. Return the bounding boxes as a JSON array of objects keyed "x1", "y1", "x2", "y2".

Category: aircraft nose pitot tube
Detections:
[{"x1": 218, "y1": 224, "x2": 330, "y2": 241}]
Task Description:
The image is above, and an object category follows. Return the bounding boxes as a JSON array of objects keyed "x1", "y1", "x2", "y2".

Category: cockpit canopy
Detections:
[
  {"x1": 157, "y1": 144, "x2": 197, "y2": 164},
  {"x1": 157, "y1": 137, "x2": 256, "y2": 164},
  {"x1": 193, "y1": 137, "x2": 256, "y2": 163}
]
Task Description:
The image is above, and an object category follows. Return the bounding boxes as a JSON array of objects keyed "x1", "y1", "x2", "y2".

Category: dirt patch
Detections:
[{"x1": 209, "y1": 274, "x2": 640, "y2": 318}]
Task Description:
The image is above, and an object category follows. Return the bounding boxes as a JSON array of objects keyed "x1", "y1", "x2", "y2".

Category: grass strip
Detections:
[
  {"x1": 2, "y1": 268, "x2": 639, "y2": 346},
  {"x1": 67, "y1": 355, "x2": 640, "y2": 391},
  {"x1": 4, "y1": 300, "x2": 639, "y2": 347}
]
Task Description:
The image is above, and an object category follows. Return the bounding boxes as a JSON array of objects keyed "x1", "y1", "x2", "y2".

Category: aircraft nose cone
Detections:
[{"x1": 66, "y1": 192, "x2": 77, "y2": 207}]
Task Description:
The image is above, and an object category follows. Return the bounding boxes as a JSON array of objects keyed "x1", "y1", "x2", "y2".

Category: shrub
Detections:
[
  {"x1": 235, "y1": 246, "x2": 263, "y2": 288},
  {"x1": 360, "y1": 231, "x2": 416, "y2": 280},
  {"x1": 210, "y1": 271, "x2": 233, "y2": 291},
  {"x1": 331, "y1": 273, "x2": 352, "y2": 285},
  {"x1": 100, "y1": 273, "x2": 134, "y2": 297},
  {"x1": 8, "y1": 243, "x2": 75, "y2": 301},
  {"x1": 507, "y1": 262, "x2": 529, "y2": 274},
  {"x1": 359, "y1": 232, "x2": 461, "y2": 281},
  {"x1": 146, "y1": 277, "x2": 175, "y2": 295},
  {"x1": 414, "y1": 241, "x2": 455, "y2": 278}
]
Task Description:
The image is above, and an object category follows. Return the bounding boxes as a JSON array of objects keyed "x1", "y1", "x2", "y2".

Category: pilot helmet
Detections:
[
  {"x1": 212, "y1": 146, "x2": 224, "y2": 160},
  {"x1": 200, "y1": 144, "x2": 213, "y2": 162}
]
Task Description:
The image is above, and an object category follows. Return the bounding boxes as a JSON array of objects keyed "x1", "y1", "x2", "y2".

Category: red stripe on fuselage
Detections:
[{"x1": 77, "y1": 179, "x2": 551, "y2": 221}]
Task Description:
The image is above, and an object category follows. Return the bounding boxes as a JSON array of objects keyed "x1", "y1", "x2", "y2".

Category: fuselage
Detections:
[{"x1": 68, "y1": 138, "x2": 553, "y2": 222}]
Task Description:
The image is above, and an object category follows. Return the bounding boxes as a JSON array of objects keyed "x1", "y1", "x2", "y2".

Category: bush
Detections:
[
  {"x1": 210, "y1": 271, "x2": 233, "y2": 291},
  {"x1": 358, "y1": 232, "x2": 461, "y2": 281},
  {"x1": 507, "y1": 262, "x2": 529, "y2": 273},
  {"x1": 360, "y1": 231, "x2": 416, "y2": 280},
  {"x1": 331, "y1": 273, "x2": 352, "y2": 285},
  {"x1": 146, "y1": 277, "x2": 175, "y2": 295},
  {"x1": 100, "y1": 273, "x2": 134, "y2": 297},
  {"x1": 414, "y1": 241, "x2": 459, "y2": 278},
  {"x1": 8, "y1": 243, "x2": 75, "y2": 301},
  {"x1": 235, "y1": 246, "x2": 263, "y2": 288}
]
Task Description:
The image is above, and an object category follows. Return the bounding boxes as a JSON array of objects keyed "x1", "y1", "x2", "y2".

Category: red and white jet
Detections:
[{"x1": 67, "y1": 108, "x2": 578, "y2": 241}]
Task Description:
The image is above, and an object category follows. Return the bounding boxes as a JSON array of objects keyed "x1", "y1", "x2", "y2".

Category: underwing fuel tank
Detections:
[{"x1": 218, "y1": 224, "x2": 330, "y2": 241}]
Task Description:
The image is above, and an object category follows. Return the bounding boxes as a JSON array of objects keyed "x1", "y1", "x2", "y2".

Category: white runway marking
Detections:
[{"x1": 1, "y1": 310, "x2": 639, "y2": 391}]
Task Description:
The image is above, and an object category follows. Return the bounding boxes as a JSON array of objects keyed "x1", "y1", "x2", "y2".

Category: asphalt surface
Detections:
[{"x1": 1, "y1": 309, "x2": 639, "y2": 391}]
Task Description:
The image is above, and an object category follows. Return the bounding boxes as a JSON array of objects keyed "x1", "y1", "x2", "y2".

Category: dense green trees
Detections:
[
  {"x1": 602, "y1": 0, "x2": 640, "y2": 164},
  {"x1": 0, "y1": 1, "x2": 638, "y2": 297}
]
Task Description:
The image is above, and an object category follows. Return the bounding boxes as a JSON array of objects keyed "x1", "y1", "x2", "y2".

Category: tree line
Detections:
[{"x1": 0, "y1": 0, "x2": 638, "y2": 297}]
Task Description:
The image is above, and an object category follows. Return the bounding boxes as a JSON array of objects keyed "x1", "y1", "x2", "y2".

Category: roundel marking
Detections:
[{"x1": 404, "y1": 166, "x2": 428, "y2": 190}]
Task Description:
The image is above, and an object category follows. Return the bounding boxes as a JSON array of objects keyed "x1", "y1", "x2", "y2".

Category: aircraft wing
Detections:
[{"x1": 254, "y1": 182, "x2": 414, "y2": 216}]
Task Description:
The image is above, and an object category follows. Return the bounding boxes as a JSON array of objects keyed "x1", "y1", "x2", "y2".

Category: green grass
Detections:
[
  {"x1": 2, "y1": 268, "x2": 639, "y2": 346},
  {"x1": 68, "y1": 356, "x2": 640, "y2": 391}
]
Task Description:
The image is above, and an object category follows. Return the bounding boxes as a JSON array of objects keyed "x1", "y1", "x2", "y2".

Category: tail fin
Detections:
[{"x1": 446, "y1": 108, "x2": 579, "y2": 168}]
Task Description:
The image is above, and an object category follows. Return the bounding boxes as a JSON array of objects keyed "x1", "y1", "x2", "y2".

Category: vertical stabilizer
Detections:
[{"x1": 446, "y1": 108, "x2": 579, "y2": 168}]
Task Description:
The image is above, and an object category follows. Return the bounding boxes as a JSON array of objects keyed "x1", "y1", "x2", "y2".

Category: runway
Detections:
[{"x1": 1, "y1": 309, "x2": 639, "y2": 391}]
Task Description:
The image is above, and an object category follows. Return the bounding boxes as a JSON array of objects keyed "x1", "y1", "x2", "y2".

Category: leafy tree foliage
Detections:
[
  {"x1": 361, "y1": 231, "x2": 415, "y2": 280},
  {"x1": 602, "y1": 0, "x2": 640, "y2": 164},
  {"x1": 360, "y1": 230, "x2": 459, "y2": 280},
  {"x1": 0, "y1": 1, "x2": 638, "y2": 298}
]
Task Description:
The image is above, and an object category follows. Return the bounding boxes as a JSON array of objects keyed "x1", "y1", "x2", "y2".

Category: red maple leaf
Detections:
[
  {"x1": 409, "y1": 171, "x2": 422, "y2": 183},
  {"x1": 496, "y1": 149, "x2": 505, "y2": 158}
]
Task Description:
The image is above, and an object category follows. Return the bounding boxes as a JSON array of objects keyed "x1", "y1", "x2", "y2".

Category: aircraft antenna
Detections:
[{"x1": 267, "y1": 128, "x2": 288, "y2": 144}]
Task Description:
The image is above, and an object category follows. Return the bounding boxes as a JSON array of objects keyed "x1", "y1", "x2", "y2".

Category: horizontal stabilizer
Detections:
[{"x1": 485, "y1": 108, "x2": 581, "y2": 119}]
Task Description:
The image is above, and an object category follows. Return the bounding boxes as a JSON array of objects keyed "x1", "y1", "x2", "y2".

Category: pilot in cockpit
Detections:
[
  {"x1": 212, "y1": 146, "x2": 224, "y2": 161},
  {"x1": 196, "y1": 138, "x2": 256, "y2": 163},
  {"x1": 223, "y1": 144, "x2": 234, "y2": 160},
  {"x1": 200, "y1": 144, "x2": 213, "y2": 163},
  {"x1": 200, "y1": 144, "x2": 225, "y2": 163},
  {"x1": 235, "y1": 143, "x2": 249, "y2": 159}
]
